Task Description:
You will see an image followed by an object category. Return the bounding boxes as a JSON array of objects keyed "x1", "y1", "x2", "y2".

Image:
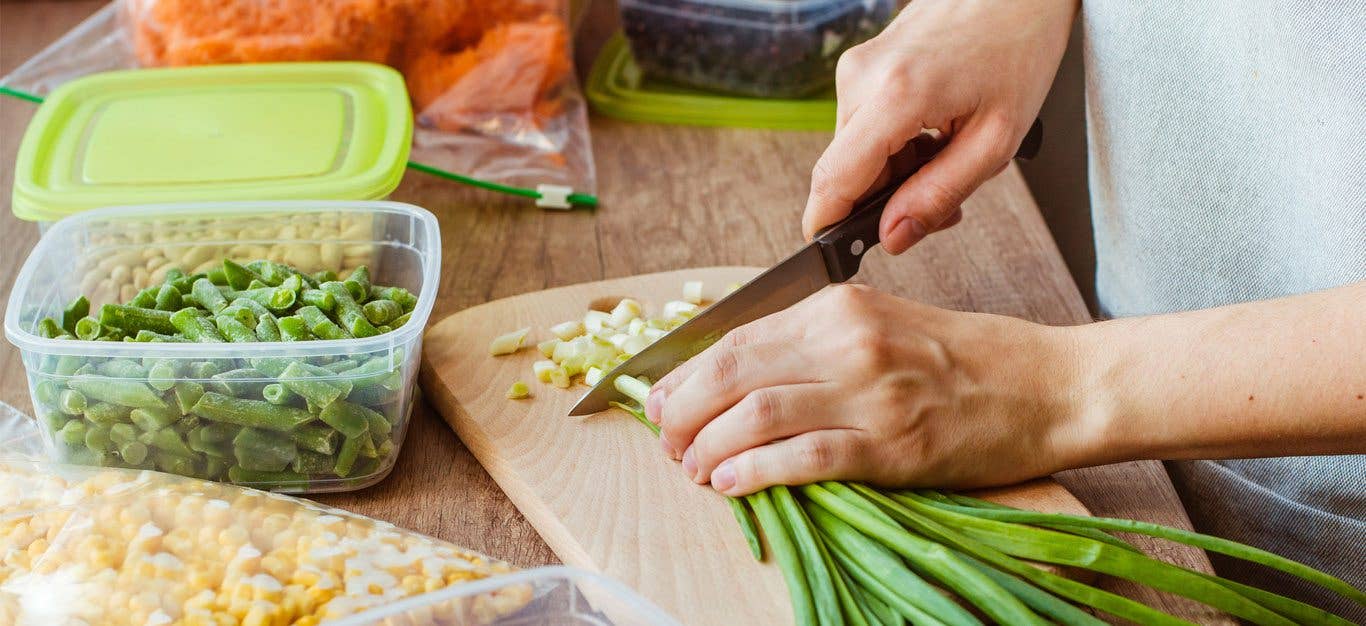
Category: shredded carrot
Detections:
[{"x1": 126, "y1": 0, "x2": 572, "y2": 134}]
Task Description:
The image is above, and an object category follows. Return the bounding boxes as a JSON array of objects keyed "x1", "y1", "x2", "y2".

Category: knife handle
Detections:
[{"x1": 815, "y1": 118, "x2": 1044, "y2": 282}]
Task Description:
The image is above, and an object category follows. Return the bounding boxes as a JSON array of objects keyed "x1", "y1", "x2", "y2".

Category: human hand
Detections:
[
  {"x1": 644, "y1": 284, "x2": 1094, "y2": 496},
  {"x1": 804, "y1": 0, "x2": 1076, "y2": 253}
]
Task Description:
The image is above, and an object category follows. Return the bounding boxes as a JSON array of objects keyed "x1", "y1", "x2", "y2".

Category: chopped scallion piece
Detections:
[
  {"x1": 489, "y1": 327, "x2": 531, "y2": 356},
  {"x1": 682, "y1": 281, "x2": 703, "y2": 305},
  {"x1": 506, "y1": 381, "x2": 531, "y2": 400}
]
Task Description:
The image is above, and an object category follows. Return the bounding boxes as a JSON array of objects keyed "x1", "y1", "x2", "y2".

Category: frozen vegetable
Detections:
[
  {"x1": 620, "y1": 0, "x2": 895, "y2": 97},
  {"x1": 124, "y1": 0, "x2": 573, "y2": 132},
  {"x1": 0, "y1": 459, "x2": 532, "y2": 625},
  {"x1": 26, "y1": 257, "x2": 420, "y2": 489}
]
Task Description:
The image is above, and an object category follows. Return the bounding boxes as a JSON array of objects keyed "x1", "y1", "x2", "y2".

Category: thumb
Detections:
[{"x1": 879, "y1": 118, "x2": 1016, "y2": 254}]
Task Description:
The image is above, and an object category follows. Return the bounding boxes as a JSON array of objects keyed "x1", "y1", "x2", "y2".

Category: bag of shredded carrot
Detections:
[{"x1": 0, "y1": 0, "x2": 596, "y2": 200}]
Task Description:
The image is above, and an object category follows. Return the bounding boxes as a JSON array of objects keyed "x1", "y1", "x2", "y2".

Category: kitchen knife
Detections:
[{"x1": 568, "y1": 120, "x2": 1044, "y2": 416}]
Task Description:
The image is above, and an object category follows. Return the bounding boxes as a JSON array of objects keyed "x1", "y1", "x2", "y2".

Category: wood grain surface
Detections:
[
  {"x1": 0, "y1": 1, "x2": 1228, "y2": 622},
  {"x1": 418, "y1": 266, "x2": 1094, "y2": 625}
]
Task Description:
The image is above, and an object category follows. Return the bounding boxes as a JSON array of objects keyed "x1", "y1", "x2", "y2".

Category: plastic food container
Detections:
[
  {"x1": 10, "y1": 62, "x2": 412, "y2": 230},
  {"x1": 587, "y1": 32, "x2": 837, "y2": 130},
  {"x1": 619, "y1": 0, "x2": 895, "y2": 98},
  {"x1": 332, "y1": 566, "x2": 682, "y2": 626},
  {"x1": 4, "y1": 201, "x2": 440, "y2": 493}
]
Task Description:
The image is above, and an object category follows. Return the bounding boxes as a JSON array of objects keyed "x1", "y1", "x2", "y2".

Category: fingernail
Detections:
[
  {"x1": 646, "y1": 389, "x2": 665, "y2": 424},
  {"x1": 681, "y1": 447, "x2": 697, "y2": 479},
  {"x1": 886, "y1": 217, "x2": 925, "y2": 252},
  {"x1": 712, "y1": 460, "x2": 736, "y2": 493},
  {"x1": 659, "y1": 432, "x2": 675, "y2": 458}
]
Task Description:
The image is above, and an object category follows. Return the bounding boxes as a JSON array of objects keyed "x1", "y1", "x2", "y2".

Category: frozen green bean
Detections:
[
  {"x1": 68, "y1": 375, "x2": 168, "y2": 410},
  {"x1": 317, "y1": 400, "x2": 373, "y2": 439},
  {"x1": 74, "y1": 317, "x2": 103, "y2": 340},
  {"x1": 221, "y1": 259, "x2": 262, "y2": 290},
  {"x1": 299, "y1": 289, "x2": 336, "y2": 313},
  {"x1": 362, "y1": 299, "x2": 401, "y2": 325},
  {"x1": 173, "y1": 381, "x2": 205, "y2": 415},
  {"x1": 276, "y1": 315, "x2": 313, "y2": 341},
  {"x1": 118, "y1": 441, "x2": 149, "y2": 465},
  {"x1": 290, "y1": 422, "x2": 340, "y2": 455},
  {"x1": 191, "y1": 391, "x2": 314, "y2": 431},
  {"x1": 214, "y1": 316, "x2": 258, "y2": 343},
  {"x1": 38, "y1": 318, "x2": 69, "y2": 338},
  {"x1": 262, "y1": 383, "x2": 298, "y2": 406},
  {"x1": 99, "y1": 304, "x2": 177, "y2": 335},
  {"x1": 255, "y1": 313, "x2": 281, "y2": 342},
  {"x1": 147, "y1": 360, "x2": 181, "y2": 391},
  {"x1": 334, "y1": 434, "x2": 363, "y2": 477},
  {"x1": 154, "y1": 284, "x2": 183, "y2": 311},
  {"x1": 128, "y1": 286, "x2": 159, "y2": 309},
  {"x1": 130, "y1": 406, "x2": 178, "y2": 432},
  {"x1": 296, "y1": 305, "x2": 350, "y2": 340},
  {"x1": 279, "y1": 361, "x2": 351, "y2": 406},
  {"x1": 84, "y1": 402, "x2": 131, "y2": 425},
  {"x1": 319, "y1": 282, "x2": 379, "y2": 338},
  {"x1": 62, "y1": 295, "x2": 90, "y2": 334},
  {"x1": 58, "y1": 389, "x2": 87, "y2": 415},
  {"x1": 232, "y1": 427, "x2": 297, "y2": 472},
  {"x1": 291, "y1": 449, "x2": 336, "y2": 474},
  {"x1": 192, "y1": 278, "x2": 229, "y2": 313},
  {"x1": 170, "y1": 309, "x2": 226, "y2": 342}
]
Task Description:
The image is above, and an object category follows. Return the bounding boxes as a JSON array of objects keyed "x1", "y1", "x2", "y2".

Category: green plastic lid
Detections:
[
  {"x1": 12, "y1": 62, "x2": 412, "y2": 222},
  {"x1": 586, "y1": 33, "x2": 836, "y2": 131}
]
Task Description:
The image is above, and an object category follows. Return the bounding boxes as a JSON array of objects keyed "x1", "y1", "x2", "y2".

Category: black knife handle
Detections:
[{"x1": 815, "y1": 118, "x2": 1044, "y2": 282}]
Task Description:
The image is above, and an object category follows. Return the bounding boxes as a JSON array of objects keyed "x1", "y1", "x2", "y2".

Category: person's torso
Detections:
[{"x1": 1081, "y1": 3, "x2": 1366, "y2": 619}]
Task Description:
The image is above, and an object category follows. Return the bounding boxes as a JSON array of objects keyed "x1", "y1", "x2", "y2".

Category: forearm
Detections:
[{"x1": 1071, "y1": 282, "x2": 1366, "y2": 464}]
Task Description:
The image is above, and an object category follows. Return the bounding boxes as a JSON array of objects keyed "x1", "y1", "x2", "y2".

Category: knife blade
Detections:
[{"x1": 568, "y1": 120, "x2": 1043, "y2": 416}]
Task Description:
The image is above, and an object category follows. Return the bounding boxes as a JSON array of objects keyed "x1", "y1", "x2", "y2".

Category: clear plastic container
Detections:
[
  {"x1": 331, "y1": 566, "x2": 682, "y2": 626},
  {"x1": 3, "y1": 201, "x2": 441, "y2": 494},
  {"x1": 619, "y1": 0, "x2": 895, "y2": 98}
]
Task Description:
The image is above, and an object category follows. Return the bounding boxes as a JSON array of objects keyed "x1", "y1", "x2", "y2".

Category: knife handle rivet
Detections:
[{"x1": 850, "y1": 239, "x2": 865, "y2": 256}]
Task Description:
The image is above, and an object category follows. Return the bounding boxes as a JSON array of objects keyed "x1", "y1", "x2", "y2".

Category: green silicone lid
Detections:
[
  {"x1": 586, "y1": 33, "x2": 836, "y2": 131},
  {"x1": 12, "y1": 62, "x2": 412, "y2": 222}
]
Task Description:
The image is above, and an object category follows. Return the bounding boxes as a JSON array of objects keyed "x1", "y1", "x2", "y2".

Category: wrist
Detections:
[{"x1": 1042, "y1": 322, "x2": 1127, "y2": 470}]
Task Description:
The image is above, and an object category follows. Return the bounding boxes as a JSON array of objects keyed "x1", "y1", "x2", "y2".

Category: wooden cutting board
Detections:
[{"x1": 420, "y1": 267, "x2": 1090, "y2": 625}]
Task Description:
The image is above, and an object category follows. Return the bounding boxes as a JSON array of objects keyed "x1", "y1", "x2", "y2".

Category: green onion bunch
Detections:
[{"x1": 613, "y1": 376, "x2": 1363, "y2": 625}]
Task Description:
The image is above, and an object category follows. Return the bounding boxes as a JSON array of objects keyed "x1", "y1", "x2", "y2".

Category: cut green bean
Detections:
[
  {"x1": 74, "y1": 316, "x2": 103, "y2": 340},
  {"x1": 291, "y1": 422, "x2": 340, "y2": 455},
  {"x1": 232, "y1": 427, "x2": 297, "y2": 472},
  {"x1": 276, "y1": 315, "x2": 313, "y2": 341},
  {"x1": 58, "y1": 389, "x2": 87, "y2": 415},
  {"x1": 109, "y1": 423, "x2": 137, "y2": 445},
  {"x1": 62, "y1": 295, "x2": 90, "y2": 334},
  {"x1": 99, "y1": 304, "x2": 177, "y2": 335},
  {"x1": 362, "y1": 299, "x2": 401, "y2": 326},
  {"x1": 255, "y1": 313, "x2": 281, "y2": 342},
  {"x1": 99, "y1": 359, "x2": 147, "y2": 379},
  {"x1": 130, "y1": 406, "x2": 178, "y2": 432},
  {"x1": 84, "y1": 424, "x2": 112, "y2": 453},
  {"x1": 296, "y1": 305, "x2": 350, "y2": 340},
  {"x1": 191, "y1": 392, "x2": 314, "y2": 431},
  {"x1": 128, "y1": 286, "x2": 159, "y2": 309},
  {"x1": 38, "y1": 318, "x2": 69, "y2": 338},
  {"x1": 345, "y1": 266, "x2": 372, "y2": 299},
  {"x1": 214, "y1": 315, "x2": 258, "y2": 343},
  {"x1": 292, "y1": 449, "x2": 336, "y2": 474},
  {"x1": 154, "y1": 284, "x2": 183, "y2": 311},
  {"x1": 210, "y1": 368, "x2": 268, "y2": 397},
  {"x1": 221, "y1": 259, "x2": 261, "y2": 290},
  {"x1": 230, "y1": 297, "x2": 271, "y2": 320},
  {"x1": 280, "y1": 361, "x2": 352, "y2": 407},
  {"x1": 68, "y1": 375, "x2": 168, "y2": 410},
  {"x1": 319, "y1": 282, "x2": 379, "y2": 338},
  {"x1": 262, "y1": 383, "x2": 298, "y2": 406},
  {"x1": 334, "y1": 434, "x2": 364, "y2": 477},
  {"x1": 85, "y1": 402, "x2": 131, "y2": 425},
  {"x1": 317, "y1": 400, "x2": 373, "y2": 439},
  {"x1": 228, "y1": 466, "x2": 307, "y2": 486},
  {"x1": 173, "y1": 381, "x2": 205, "y2": 415},
  {"x1": 118, "y1": 441, "x2": 149, "y2": 465},
  {"x1": 299, "y1": 289, "x2": 336, "y2": 312},
  {"x1": 192, "y1": 278, "x2": 229, "y2": 313},
  {"x1": 146, "y1": 360, "x2": 181, "y2": 391},
  {"x1": 169, "y1": 309, "x2": 226, "y2": 342},
  {"x1": 143, "y1": 427, "x2": 194, "y2": 458}
]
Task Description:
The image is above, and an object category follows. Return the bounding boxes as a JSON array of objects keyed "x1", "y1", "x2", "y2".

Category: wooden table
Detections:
[{"x1": 0, "y1": 2, "x2": 1228, "y2": 622}]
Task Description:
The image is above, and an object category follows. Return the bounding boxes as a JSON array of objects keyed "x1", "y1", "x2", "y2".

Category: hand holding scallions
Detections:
[
  {"x1": 645, "y1": 281, "x2": 1366, "y2": 498},
  {"x1": 646, "y1": 283, "x2": 1085, "y2": 496}
]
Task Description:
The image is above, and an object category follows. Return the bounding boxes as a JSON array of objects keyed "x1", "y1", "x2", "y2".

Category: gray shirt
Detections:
[{"x1": 1082, "y1": 0, "x2": 1365, "y2": 618}]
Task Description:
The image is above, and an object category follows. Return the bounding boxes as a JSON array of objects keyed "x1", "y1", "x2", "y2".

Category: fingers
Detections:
[
  {"x1": 879, "y1": 117, "x2": 1016, "y2": 254},
  {"x1": 655, "y1": 343, "x2": 821, "y2": 459},
  {"x1": 708, "y1": 430, "x2": 868, "y2": 497},
  {"x1": 682, "y1": 382, "x2": 843, "y2": 484},
  {"x1": 646, "y1": 288, "x2": 828, "y2": 424},
  {"x1": 802, "y1": 109, "x2": 920, "y2": 241}
]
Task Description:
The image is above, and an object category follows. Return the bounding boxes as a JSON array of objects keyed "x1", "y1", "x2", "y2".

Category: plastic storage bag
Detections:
[
  {"x1": 0, "y1": 0, "x2": 595, "y2": 197},
  {"x1": 0, "y1": 413, "x2": 531, "y2": 625}
]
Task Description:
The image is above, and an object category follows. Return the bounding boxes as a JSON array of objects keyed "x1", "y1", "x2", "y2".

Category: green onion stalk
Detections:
[{"x1": 611, "y1": 375, "x2": 1363, "y2": 626}]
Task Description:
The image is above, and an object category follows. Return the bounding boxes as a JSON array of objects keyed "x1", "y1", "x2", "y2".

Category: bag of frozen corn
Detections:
[{"x1": 0, "y1": 456, "x2": 532, "y2": 625}]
